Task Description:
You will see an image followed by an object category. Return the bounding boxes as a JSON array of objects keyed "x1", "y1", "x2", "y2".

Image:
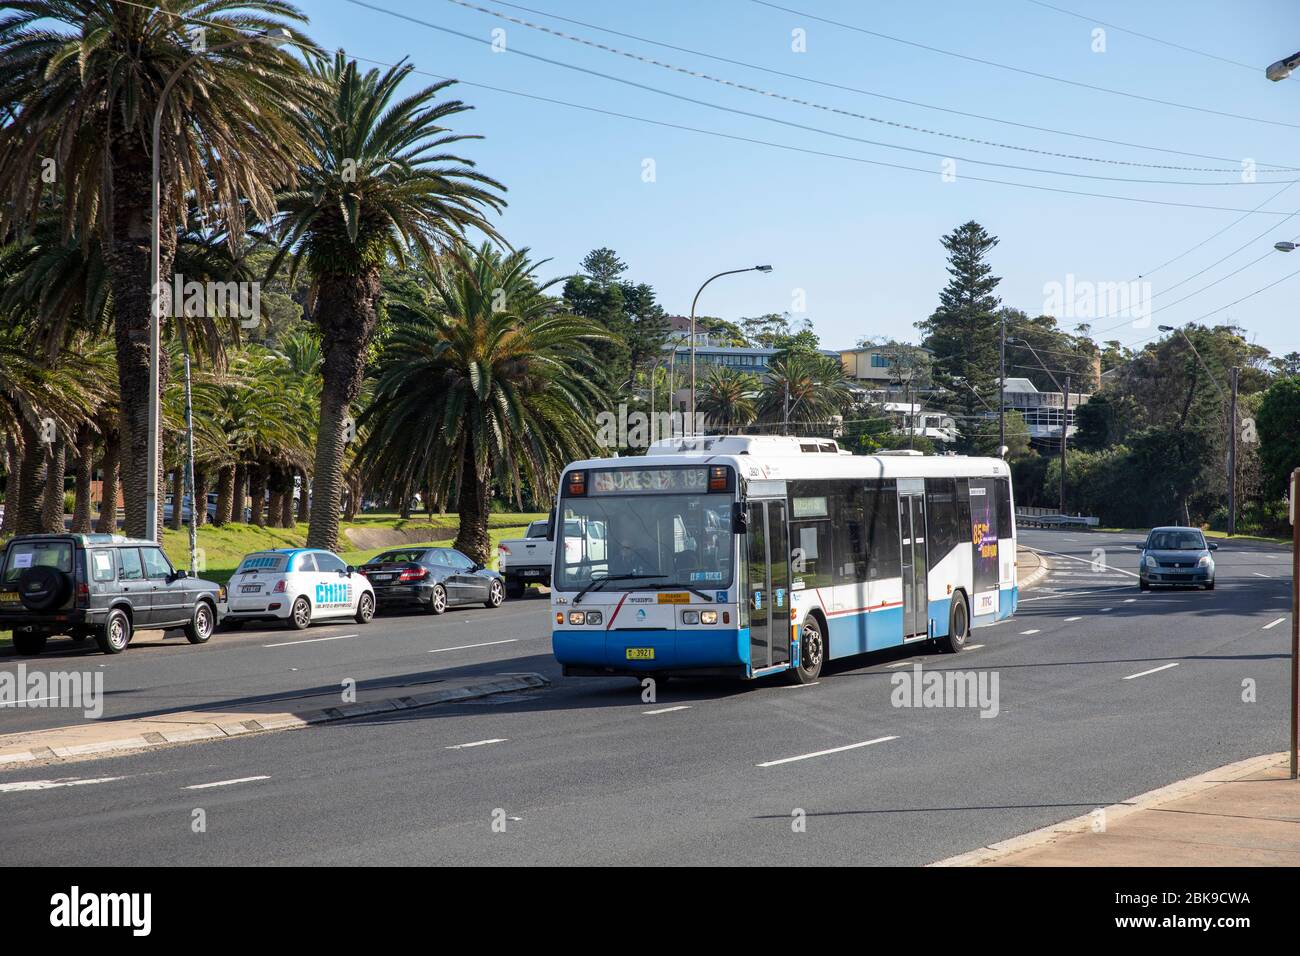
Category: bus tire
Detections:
[
  {"x1": 938, "y1": 593, "x2": 969, "y2": 654},
  {"x1": 790, "y1": 616, "x2": 824, "y2": 683}
]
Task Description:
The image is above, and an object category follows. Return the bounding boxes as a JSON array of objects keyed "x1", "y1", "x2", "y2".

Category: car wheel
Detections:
[
  {"x1": 12, "y1": 631, "x2": 47, "y2": 656},
  {"x1": 288, "y1": 596, "x2": 312, "y2": 630},
  {"x1": 96, "y1": 609, "x2": 131, "y2": 654},
  {"x1": 505, "y1": 580, "x2": 525, "y2": 600},
  {"x1": 1139, "y1": 579, "x2": 1150, "y2": 591},
  {"x1": 184, "y1": 601, "x2": 215, "y2": 644},
  {"x1": 355, "y1": 591, "x2": 375, "y2": 624},
  {"x1": 427, "y1": 584, "x2": 448, "y2": 615},
  {"x1": 485, "y1": 579, "x2": 504, "y2": 608},
  {"x1": 1205, "y1": 581, "x2": 1215, "y2": 591},
  {"x1": 938, "y1": 593, "x2": 969, "y2": 653},
  {"x1": 788, "y1": 616, "x2": 824, "y2": 684}
]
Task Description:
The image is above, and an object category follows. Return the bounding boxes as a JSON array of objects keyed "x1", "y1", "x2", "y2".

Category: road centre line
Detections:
[
  {"x1": 185, "y1": 776, "x2": 270, "y2": 790},
  {"x1": 1123, "y1": 662, "x2": 1179, "y2": 680},
  {"x1": 643, "y1": 705, "x2": 691, "y2": 714},
  {"x1": 429, "y1": 639, "x2": 519, "y2": 653},
  {"x1": 0, "y1": 776, "x2": 125, "y2": 793},
  {"x1": 1262, "y1": 617, "x2": 1286, "y2": 630},
  {"x1": 445, "y1": 738, "x2": 507, "y2": 750},
  {"x1": 263, "y1": 634, "x2": 358, "y2": 648},
  {"x1": 757, "y1": 735, "x2": 898, "y2": 768}
]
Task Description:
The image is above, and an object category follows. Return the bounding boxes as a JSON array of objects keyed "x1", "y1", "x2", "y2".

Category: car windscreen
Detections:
[
  {"x1": 1148, "y1": 531, "x2": 1206, "y2": 551},
  {"x1": 235, "y1": 553, "x2": 288, "y2": 574},
  {"x1": 526, "y1": 522, "x2": 548, "y2": 538},
  {"x1": 2, "y1": 540, "x2": 74, "y2": 584}
]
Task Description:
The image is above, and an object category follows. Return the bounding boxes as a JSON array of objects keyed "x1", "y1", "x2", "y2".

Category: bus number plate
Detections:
[{"x1": 626, "y1": 648, "x2": 655, "y2": 660}]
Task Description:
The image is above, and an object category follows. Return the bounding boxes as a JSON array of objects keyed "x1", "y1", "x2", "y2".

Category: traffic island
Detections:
[
  {"x1": 932, "y1": 752, "x2": 1299, "y2": 866},
  {"x1": 0, "y1": 672, "x2": 548, "y2": 769},
  {"x1": 1015, "y1": 547, "x2": 1050, "y2": 591}
]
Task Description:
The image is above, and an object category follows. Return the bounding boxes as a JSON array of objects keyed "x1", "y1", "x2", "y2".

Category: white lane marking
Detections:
[
  {"x1": 1019, "y1": 586, "x2": 1133, "y2": 601},
  {"x1": 1063, "y1": 616, "x2": 1083, "y2": 622},
  {"x1": 1124, "y1": 598, "x2": 1137, "y2": 603},
  {"x1": 1020, "y1": 629, "x2": 1041, "y2": 635},
  {"x1": 1263, "y1": 617, "x2": 1287, "y2": 630},
  {"x1": 184, "y1": 775, "x2": 270, "y2": 790},
  {"x1": 643, "y1": 705, "x2": 691, "y2": 715},
  {"x1": 1100, "y1": 607, "x2": 1113, "y2": 612},
  {"x1": 886, "y1": 660, "x2": 913, "y2": 668},
  {"x1": 445, "y1": 738, "x2": 507, "y2": 750},
  {"x1": 778, "y1": 681, "x2": 820, "y2": 687},
  {"x1": 429, "y1": 639, "x2": 518, "y2": 654},
  {"x1": 1023, "y1": 546, "x2": 1142, "y2": 579},
  {"x1": 758, "y1": 735, "x2": 897, "y2": 768},
  {"x1": 1252, "y1": 572, "x2": 1270, "y2": 578},
  {"x1": 0, "y1": 694, "x2": 60, "y2": 706},
  {"x1": 1123, "y1": 662, "x2": 1179, "y2": 681},
  {"x1": 964, "y1": 644, "x2": 985, "y2": 651},
  {"x1": 263, "y1": 633, "x2": 358, "y2": 648},
  {"x1": 0, "y1": 776, "x2": 125, "y2": 793}
]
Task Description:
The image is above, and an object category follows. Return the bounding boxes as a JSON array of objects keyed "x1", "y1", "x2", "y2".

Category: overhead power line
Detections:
[
  {"x1": 750, "y1": 0, "x2": 1300, "y2": 131},
  {"x1": 1023, "y1": 0, "x2": 1259, "y2": 73},
  {"x1": 447, "y1": 0, "x2": 1295, "y2": 176},
  {"x1": 344, "y1": 1, "x2": 1300, "y2": 190}
]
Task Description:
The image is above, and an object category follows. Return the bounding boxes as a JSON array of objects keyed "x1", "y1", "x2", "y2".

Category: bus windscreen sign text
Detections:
[{"x1": 589, "y1": 467, "x2": 709, "y2": 495}]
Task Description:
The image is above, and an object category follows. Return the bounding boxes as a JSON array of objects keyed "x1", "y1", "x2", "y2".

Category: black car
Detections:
[
  {"x1": 359, "y1": 547, "x2": 504, "y2": 614},
  {"x1": 0, "y1": 533, "x2": 225, "y2": 655}
]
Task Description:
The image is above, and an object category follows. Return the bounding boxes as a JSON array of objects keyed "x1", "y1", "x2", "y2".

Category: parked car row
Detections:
[{"x1": 0, "y1": 534, "x2": 509, "y2": 656}]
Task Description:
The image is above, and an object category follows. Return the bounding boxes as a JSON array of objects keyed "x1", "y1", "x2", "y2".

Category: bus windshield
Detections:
[{"x1": 557, "y1": 493, "x2": 734, "y2": 591}]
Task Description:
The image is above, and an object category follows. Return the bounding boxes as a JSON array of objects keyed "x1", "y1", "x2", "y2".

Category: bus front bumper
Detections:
[{"x1": 553, "y1": 627, "x2": 749, "y2": 676}]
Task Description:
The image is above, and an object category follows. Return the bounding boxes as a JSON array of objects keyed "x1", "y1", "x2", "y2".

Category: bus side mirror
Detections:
[
  {"x1": 733, "y1": 502, "x2": 748, "y2": 534},
  {"x1": 546, "y1": 510, "x2": 555, "y2": 542}
]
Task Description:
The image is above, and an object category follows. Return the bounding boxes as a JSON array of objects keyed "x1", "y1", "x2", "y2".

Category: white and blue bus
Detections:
[{"x1": 550, "y1": 435, "x2": 1017, "y2": 684}]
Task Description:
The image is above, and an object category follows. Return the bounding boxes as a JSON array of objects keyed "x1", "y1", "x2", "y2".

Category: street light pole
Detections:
[
  {"x1": 999, "y1": 313, "x2": 1006, "y2": 454},
  {"x1": 688, "y1": 265, "x2": 772, "y2": 437},
  {"x1": 146, "y1": 29, "x2": 289, "y2": 542}
]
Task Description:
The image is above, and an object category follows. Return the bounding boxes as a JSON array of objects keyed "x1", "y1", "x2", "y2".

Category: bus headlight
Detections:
[
  {"x1": 681, "y1": 610, "x2": 700, "y2": 625},
  {"x1": 700, "y1": 610, "x2": 718, "y2": 625},
  {"x1": 568, "y1": 611, "x2": 585, "y2": 625},
  {"x1": 585, "y1": 610, "x2": 603, "y2": 625}
]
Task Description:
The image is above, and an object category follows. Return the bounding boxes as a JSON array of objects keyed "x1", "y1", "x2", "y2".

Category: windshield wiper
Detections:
[{"x1": 573, "y1": 573, "x2": 667, "y2": 605}]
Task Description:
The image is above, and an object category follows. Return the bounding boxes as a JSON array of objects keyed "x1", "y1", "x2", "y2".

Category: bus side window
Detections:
[
  {"x1": 995, "y1": 478, "x2": 1014, "y2": 538},
  {"x1": 866, "y1": 480, "x2": 900, "y2": 581}
]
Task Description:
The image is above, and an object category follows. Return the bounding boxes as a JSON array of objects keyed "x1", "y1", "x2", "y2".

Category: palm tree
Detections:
[
  {"x1": 0, "y1": 0, "x2": 317, "y2": 537},
  {"x1": 696, "y1": 366, "x2": 760, "y2": 429},
  {"x1": 267, "y1": 52, "x2": 506, "y2": 551},
  {"x1": 759, "y1": 352, "x2": 853, "y2": 428},
  {"x1": 357, "y1": 244, "x2": 607, "y2": 563}
]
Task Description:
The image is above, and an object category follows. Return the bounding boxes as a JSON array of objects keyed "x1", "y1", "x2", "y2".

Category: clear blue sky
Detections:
[{"x1": 303, "y1": 0, "x2": 1300, "y2": 356}]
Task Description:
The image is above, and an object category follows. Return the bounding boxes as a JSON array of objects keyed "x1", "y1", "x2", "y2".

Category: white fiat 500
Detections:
[{"x1": 221, "y1": 548, "x2": 375, "y2": 630}]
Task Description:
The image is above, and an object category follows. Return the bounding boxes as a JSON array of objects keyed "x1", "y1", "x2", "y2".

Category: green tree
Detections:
[
  {"x1": 358, "y1": 244, "x2": 607, "y2": 563},
  {"x1": 0, "y1": 0, "x2": 316, "y2": 536},
  {"x1": 268, "y1": 52, "x2": 505, "y2": 550},
  {"x1": 696, "y1": 367, "x2": 760, "y2": 429},
  {"x1": 917, "y1": 221, "x2": 1002, "y2": 433},
  {"x1": 1257, "y1": 376, "x2": 1300, "y2": 499},
  {"x1": 758, "y1": 352, "x2": 851, "y2": 427}
]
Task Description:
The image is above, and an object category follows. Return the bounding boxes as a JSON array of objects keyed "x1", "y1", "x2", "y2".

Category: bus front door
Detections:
[
  {"x1": 745, "y1": 500, "x2": 790, "y2": 671},
  {"x1": 898, "y1": 490, "x2": 929, "y2": 639}
]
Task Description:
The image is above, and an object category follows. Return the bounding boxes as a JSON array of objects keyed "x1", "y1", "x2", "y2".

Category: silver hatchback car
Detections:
[{"x1": 1138, "y1": 526, "x2": 1217, "y2": 591}]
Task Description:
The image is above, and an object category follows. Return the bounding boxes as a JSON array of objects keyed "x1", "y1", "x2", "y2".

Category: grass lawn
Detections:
[{"x1": 0, "y1": 512, "x2": 545, "y2": 646}]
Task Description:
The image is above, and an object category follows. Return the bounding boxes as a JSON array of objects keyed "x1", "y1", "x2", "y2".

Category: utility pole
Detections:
[
  {"x1": 1228, "y1": 366, "x2": 1239, "y2": 536},
  {"x1": 1060, "y1": 374, "x2": 1070, "y2": 514},
  {"x1": 999, "y1": 314, "x2": 1006, "y2": 454},
  {"x1": 1290, "y1": 467, "x2": 1299, "y2": 779}
]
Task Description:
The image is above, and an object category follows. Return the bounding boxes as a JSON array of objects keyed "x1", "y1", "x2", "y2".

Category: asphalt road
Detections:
[{"x1": 0, "y1": 529, "x2": 1292, "y2": 866}]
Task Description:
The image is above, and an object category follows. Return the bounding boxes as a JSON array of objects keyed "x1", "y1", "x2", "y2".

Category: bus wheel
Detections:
[
  {"x1": 938, "y1": 594, "x2": 969, "y2": 654},
  {"x1": 790, "y1": 617, "x2": 824, "y2": 683}
]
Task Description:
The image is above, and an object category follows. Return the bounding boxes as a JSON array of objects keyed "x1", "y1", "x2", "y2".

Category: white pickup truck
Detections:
[
  {"x1": 497, "y1": 516, "x2": 609, "y2": 598},
  {"x1": 497, "y1": 519, "x2": 553, "y2": 598}
]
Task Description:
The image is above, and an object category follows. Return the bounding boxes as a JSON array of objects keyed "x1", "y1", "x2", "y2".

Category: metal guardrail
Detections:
[{"x1": 1016, "y1": 512, "x2": 1099, "y2": 529}]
